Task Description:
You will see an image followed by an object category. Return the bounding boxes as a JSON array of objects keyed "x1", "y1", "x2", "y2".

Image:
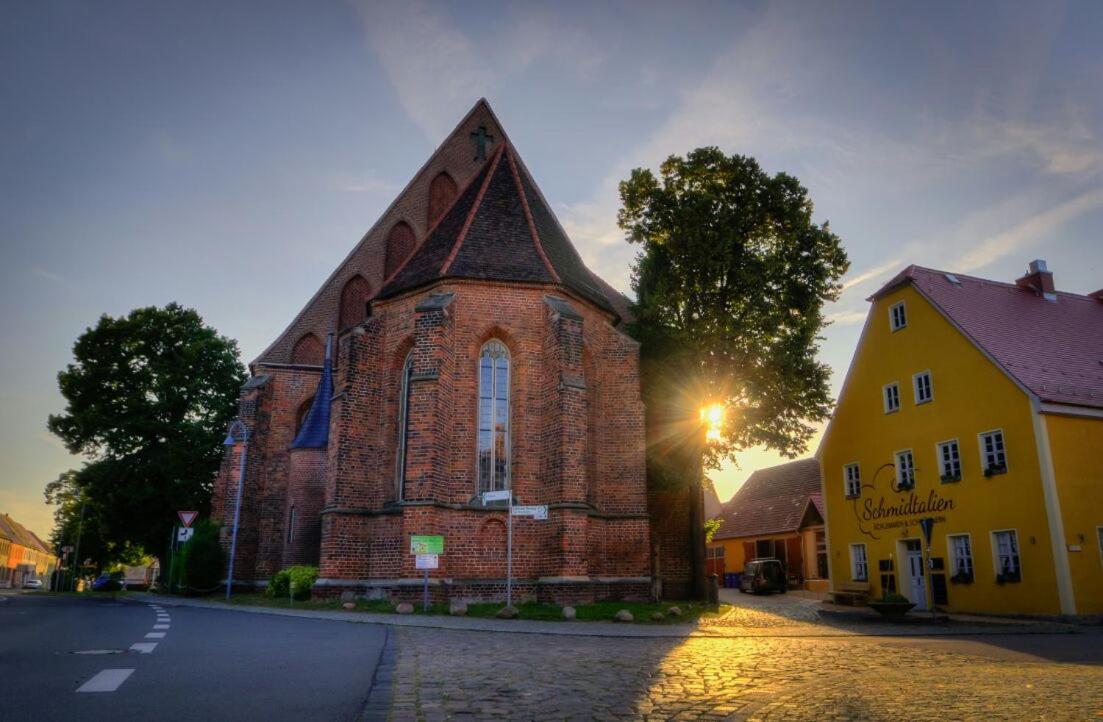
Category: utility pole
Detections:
[{"x1": 70, "y1": 495, "x2": 87, "y2": 592}]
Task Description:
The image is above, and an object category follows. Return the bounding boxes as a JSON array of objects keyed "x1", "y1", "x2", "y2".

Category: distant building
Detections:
[
  {"x1": 703, "y1": 477, "x2": 722, "y2": 521},
  {"x1": 820, "y1": 261, "x2": 1103, "y2": 616},
  {"x1": 708, "y1": 459, "x2": 829, "y2": 591},
  {"x1": 0, "y1": 513, "x2": 57, "y2": 588}
]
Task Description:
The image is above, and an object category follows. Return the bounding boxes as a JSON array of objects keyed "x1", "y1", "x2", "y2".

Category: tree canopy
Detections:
[
  {"x1": 618, "y1": 147, "x2": 849, "y2": 479},
  {"x1": 46, "y1": 304, "x2": 245, "y2": 566}
]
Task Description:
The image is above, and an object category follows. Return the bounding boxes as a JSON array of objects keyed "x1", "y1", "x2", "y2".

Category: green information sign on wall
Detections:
[{"x1": 410, "y1": 535, "x2": 444, "y2": 555}]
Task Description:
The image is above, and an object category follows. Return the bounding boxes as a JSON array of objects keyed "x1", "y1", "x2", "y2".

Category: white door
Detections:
[{"x1": 906, "y1": 547, "x2": 927, "y2": 610}]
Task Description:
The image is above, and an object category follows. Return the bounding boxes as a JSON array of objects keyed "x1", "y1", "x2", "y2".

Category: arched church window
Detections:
[
  {"x1": 295, "y1": 396, "x2": 314, "y2": 433},
  {"x1": 427, "y1": 171, "x2": 457, "y2": 228},
  {"x1": 395, "y1": 351, "x2": 414, "y2": 499},
  {"x1": 291, "y1": 333, "x2": 324, "y2": 365},
  {"x1": 338, "y1": 275, "x2": 372, "y2": 330},
  {"x1": 477, "y1": 340, "x2": 510, "y2": 492},
  {"x1": 384, "y1": 221, "x2": 416, "y2": 279}
]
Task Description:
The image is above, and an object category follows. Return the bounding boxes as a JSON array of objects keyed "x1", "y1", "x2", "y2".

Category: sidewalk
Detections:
[{"x1": 127, "y1": 592, "x2": 1083, "y2": 639}]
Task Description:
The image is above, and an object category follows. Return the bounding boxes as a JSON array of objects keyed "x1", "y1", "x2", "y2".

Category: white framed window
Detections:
[
  {"x1": 843, "y1": 463, "x2": 861, "y2": 498},
  {"x1": 849, "y1": 543, "x2": 868, "y2": 582},
  {"x1": 895, "y1": 449, "x2": 915, "y2": 489},
  {"x1": 979, "y1": 429, "x2": 1007, "y2": 476},
  {"x1": 948, "y1": 533, "x2": 973, "y2": 580},
  {"x1": 883, "y1": 383, "x2": 901, "y2": 413},
  {"x1": 395, "y1": 351, "x2": 414, "y2": 499},
  {"x1": 477, "y1": 340, "x2": 511, "y2": 492},
  {"x1": 706, "y1": 546, "x2": 725, "y2": 560},
  {"x1": 937, "y1": 439, "x2": 962, "y2": 482},
  {"x1": 913, "y1": 370, "x2": 933, "y2": 404},
  {"x1": 889, "y1": 301, "x2": 907, "y2": 331},
  {"x1": 991, "y1": 529, "x2": 1021, "y2": 582}
]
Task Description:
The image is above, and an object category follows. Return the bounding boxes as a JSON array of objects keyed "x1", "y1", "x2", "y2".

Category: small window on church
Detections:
[
  {"x1": 477, "y1": 340, "x2": 510, "y2": 492},
  {"x1": 287, "y1": 506, "x2": 295, "y2": 543},
  {"x1": 427, "y1": 172, "x2": 457, "y2": 228},
  {"x1": 291, "y1": 333, "x2": 324, "y2": 365},
  {"x1": 385, "y1": 221, "x2": 416, "y2": 279},
  {"x1": 295, "y1": 396, "x2": 314, "y2": 433},
  {"x1": 339, "y1": 275, "x2": 372, "y2": 330},
  {"x1": 395, "y1": 351, "x2": 414, "y2": 499}
]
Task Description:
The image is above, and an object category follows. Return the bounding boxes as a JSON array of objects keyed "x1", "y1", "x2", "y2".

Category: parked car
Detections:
[
  {"x1": 22, "y1": 579, "x2": 43, "y2": 590},
  {"x1": 739, "y1": 558, "x2": 787, "y2": 594},
  {"x1": 91, "y1": 574, "x2": 123, "y2": 592}
]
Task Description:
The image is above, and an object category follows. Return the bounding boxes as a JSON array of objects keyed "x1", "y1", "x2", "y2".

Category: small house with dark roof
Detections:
[
  {"x1": 211, "y1": 100, "x2": 655, "y2": 603},
  {"x1": 821, "y1": 260, "x2": 1103, "y2": 617},
  {"x1": 708, "y1": 459, "x2": 829, "y2": 592}
]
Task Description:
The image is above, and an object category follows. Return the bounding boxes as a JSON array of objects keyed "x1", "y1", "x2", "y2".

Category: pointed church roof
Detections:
[
  {"x1": 378, "y1": 141, "x2": 616, "y2": 315},
  {"x1": 289, "y1": 333, "x2": 334, "y2": 449}
]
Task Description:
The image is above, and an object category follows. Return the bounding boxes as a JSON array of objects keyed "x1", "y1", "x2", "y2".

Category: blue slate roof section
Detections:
[{"x1": 290, "y1": 333, "x2": 334, "y2": 449}]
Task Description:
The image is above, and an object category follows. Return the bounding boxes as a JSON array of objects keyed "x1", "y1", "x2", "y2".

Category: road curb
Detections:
[
  {"x1": 358, "y1": 626, "x2": 397, "y2": 722},
  {"x1": 124, "y1": 594, "x2": 1082, "y2": 639}
]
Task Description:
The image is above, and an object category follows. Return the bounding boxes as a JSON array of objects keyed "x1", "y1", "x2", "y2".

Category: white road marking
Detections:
[
  {"x1": 129, "y1": 642, "x2": 157, "y2": 654},
  {"x1": 145, "y1": 632, "x2": 166, "y2": 639},
  {"x1": 77, "y1": 668, "x2": 135, "y2": 692},
  {"x1": 153, "y1": 624, "x2": 169, "y2": 630},
  {"x1": 156, "y1": 616, "x2": 170, "y2": 622}
]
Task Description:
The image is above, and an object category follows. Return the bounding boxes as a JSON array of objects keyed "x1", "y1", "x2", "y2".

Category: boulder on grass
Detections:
[
  {"x1": 562, "y1": 606, "x2": 576, "y2": 620},
  {"x1": 449, "y1": 600, "x2": 468, "y2": 616},
  {"x1": 395, "y1": 602, "x2": 414, "y2": 615},
  {"x1": 342, "y1": 602, "x2": 356, "y2": 610},
  {"x1": 497, "y1": 605, "x2": 520, "y2": 619},
  {"x1": 340, "y1": 590, "x2": 356, "y2": 604},
  {"x1": 650, "y1": 611, "x2": 665, "y2": 622},
  {"x1": 614, "y1": 609, "x2": 634, "y2": 623},
  {"x1": 667, "y1": 606, "x2": 682, "y2": 617}
]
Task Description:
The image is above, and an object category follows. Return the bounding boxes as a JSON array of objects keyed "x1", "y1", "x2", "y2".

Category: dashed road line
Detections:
[
  {"x1": 129, "y1": 642, "x2": 157, "y2": 654},
  {"x1": 77, "y1": 668, "x2": 135, "y2": 692},
  {"x1": 153, "y1": 624, "x2": 169, "y2": 630},
  {"x1": 145, "y1": 632, "x2": 166, "y2": 639}
]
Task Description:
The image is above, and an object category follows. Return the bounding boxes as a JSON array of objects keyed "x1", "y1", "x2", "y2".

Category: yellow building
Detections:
[
  {"x1": 820, "y1": 261, "x2": 1103, "y2": 617},
  {"x1": 709, "y1": 459, "x2": 830, "y2": 593}
]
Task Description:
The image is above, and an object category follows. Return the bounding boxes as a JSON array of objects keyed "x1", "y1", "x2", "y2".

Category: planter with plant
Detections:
[{"x1": 868, "y1": 591, "x2": 916, "y2": 618}]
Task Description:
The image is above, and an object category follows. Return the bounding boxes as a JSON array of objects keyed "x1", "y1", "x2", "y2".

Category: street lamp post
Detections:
[{"x1": 223, "y1": 419, "x2": 249, "y2": 602}]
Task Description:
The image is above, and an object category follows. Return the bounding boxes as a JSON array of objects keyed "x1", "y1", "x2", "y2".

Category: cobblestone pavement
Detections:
[
  {"x1": 706, "y1": 590, "x2": 822, "y2": 628},
  {"x1": 388, "y1": 628, "x2": 1103, "y2": 721}
]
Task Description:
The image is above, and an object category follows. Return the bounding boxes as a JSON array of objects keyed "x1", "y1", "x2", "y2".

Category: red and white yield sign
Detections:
[{"x1": 177, "y1": 510, "x2": 199, "y2": 528}]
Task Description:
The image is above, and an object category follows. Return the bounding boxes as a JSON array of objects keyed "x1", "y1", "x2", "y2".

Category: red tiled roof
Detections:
[
  {"x1": 872, "y1": 265, "x2": 1103, "y2": 409},
  {"x1": 0, "y1": 514, "x2": 51, "y2": 554},
  {"x1": 713, "y1": 459, "x2": 822, "y2": 540}
]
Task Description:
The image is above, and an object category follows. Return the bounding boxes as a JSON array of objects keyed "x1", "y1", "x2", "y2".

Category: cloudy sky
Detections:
[{"x1": 2, "y1": 1, "x2": 1101, "y2": 539}]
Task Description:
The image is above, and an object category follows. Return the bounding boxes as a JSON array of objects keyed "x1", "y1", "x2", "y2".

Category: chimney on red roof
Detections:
[{"x1": 1015, "y1": 259, "x2": 1057, "y2": 301}]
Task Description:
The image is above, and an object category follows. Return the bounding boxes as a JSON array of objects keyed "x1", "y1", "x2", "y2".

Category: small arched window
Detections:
[
  {"x1": 384, "y1": 221, "x2": 416, "y2": 279},
  {"x1": 339, "y1": 275, "x2": 372, "y2": 330},
  {"x1": 291, "y1": 333, "x2": 324, "y2": 365},
  {"x1": 477, "y1": 340, "x2": 510, "y2": 492},
  {"x1": 395, "y1": 351, "x2": 414, "y2": 499},
  {"x1": 295, "y1": 396, "x2": 315, "y2": 433},
  {"x1": 427, "y1": 171, "x2": 457, "y2": 228}
]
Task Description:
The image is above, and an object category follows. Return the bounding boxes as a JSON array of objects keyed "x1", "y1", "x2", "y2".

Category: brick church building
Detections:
[{"x1": 211, "y1": 100, "x2": 676, "y2": 603}]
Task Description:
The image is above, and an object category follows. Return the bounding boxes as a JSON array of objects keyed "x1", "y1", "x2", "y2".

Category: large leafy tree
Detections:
[
  {"x1": 619, "y1": 148, "x2": 849, "y2": 594},
  {"x1": 46, "y1": 304, "x2": 245, "y2": 569}
]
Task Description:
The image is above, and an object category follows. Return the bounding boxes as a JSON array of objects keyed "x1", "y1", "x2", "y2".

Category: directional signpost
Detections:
[
  {"x1": 410, "y1": 535, "x2": 444, "y2": 612},
  {"x1": 480, "y1": 490, "x2": 550, "y2": 608}
]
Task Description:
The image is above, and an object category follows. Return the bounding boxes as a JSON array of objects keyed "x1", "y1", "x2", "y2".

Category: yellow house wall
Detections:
[
  {"x1": 821, "y1": 285, "x2": 1062, "y2": 615},
  {"x1": 1046, "y1": 413, "x2": 1103, "y2": 614}
]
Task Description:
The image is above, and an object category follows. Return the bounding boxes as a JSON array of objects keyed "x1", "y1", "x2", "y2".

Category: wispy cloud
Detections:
[
  {"x1": 825, "y1": 309, "x2": 868, "y2": 327},
  {"x1": 30, "y1": 266, "x2": 68, "y2": 285},
  {"x1": 333, "y1": 171, "x2": 399, "y2": 194},
  {"x1": 955, "y1": 187, "x2": 1103, "y2": 272},
  {"x1": 840, "y1": 258, "x2": 903, "y2": 292}
]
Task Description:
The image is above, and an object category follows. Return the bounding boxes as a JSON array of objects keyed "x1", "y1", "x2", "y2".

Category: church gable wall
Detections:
[{"x1": 256, "y1": 104, "x2": 505, "y2": 367}]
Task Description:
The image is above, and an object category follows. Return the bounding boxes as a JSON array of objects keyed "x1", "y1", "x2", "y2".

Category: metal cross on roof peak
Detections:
[{"x1": 470, "y1": 125, "x2": 495, "y2": 161}]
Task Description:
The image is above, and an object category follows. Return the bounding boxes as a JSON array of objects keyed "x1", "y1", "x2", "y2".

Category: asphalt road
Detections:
[{"x1": 0, "y1": 592, "x2": 388, "y2": 721}]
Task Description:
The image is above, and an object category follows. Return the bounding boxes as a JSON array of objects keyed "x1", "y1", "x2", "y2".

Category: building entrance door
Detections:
[{"x1": 904, "y1": 540, "x2": 927, "y2": 610}]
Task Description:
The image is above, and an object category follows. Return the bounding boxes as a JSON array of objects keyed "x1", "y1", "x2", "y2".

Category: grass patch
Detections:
[{"x1": 162, "y1": 591, "x2": 728, "y2": 624}]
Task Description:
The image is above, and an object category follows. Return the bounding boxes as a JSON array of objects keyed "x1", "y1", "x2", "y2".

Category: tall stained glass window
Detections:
[{"x1": 477, "y1": 340, "x2": 510, "y2": 492}]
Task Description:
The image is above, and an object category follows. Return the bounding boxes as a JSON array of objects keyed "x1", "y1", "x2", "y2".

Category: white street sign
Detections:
[
  {"x1": 481, "y1": 489, "x2": 512, "y2": 503},
  {"x1": 415, "y1": 554, "x2": 439, "y2": 570},
  {"x1": 511, "y1": 505, "x2": 548, "y2": 520},
  {"x1": 176, "y1": 527, "x2": 194, "y2": 543}
]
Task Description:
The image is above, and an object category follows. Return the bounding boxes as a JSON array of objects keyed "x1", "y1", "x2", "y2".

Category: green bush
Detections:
[
  {"x1": 177, "y1": 519, "x2": 225, "y2": 595},
  {"x1": 879, "y1": 591, "x2": 911, "y2": 604},
  {"x1": 266, "y1": 565, "x2": 319, "y2": 601}
]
